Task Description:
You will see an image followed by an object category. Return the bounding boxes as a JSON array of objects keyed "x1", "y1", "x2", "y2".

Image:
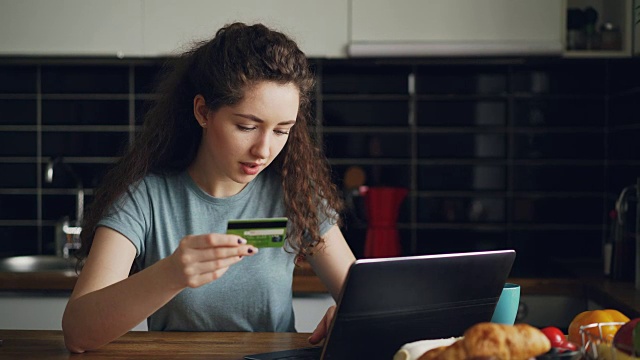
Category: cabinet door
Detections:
[
  {"x1": 0, "y1": 0, "x2": 144, "y2": 57},
  {"x1": 0, "y1": 294, "x2": 147, "y2": 330},
  {"x1": 349, "y1": 0, "x2": 563, "y2": 56},
  {"x1": 142, "y1": 0, "x2": 348, "y2": 58}
]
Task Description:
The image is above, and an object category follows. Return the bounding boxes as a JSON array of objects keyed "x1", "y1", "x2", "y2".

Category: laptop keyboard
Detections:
[{"x1": 244, "y1": 346, "x2": 322, "y2": 360}]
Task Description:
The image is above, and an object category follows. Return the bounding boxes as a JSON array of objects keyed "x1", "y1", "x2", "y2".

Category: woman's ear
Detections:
[{"x1": 193, "y1": 95, "x2": 209, "y2": 127}]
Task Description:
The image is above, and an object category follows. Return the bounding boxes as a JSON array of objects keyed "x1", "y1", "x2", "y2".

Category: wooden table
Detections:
[{"x1": 0, "y1": 330, "x2": 312, "y2": 359}]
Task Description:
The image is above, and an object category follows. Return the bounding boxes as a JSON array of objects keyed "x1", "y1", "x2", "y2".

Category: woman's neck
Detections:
[{"x1": 187, "y1": 160, "x2": 247, "y2": 198}]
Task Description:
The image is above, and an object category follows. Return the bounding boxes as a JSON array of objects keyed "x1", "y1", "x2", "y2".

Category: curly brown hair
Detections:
[{"x1": 78, "y1": 22, "x2": 343, "y2": 269}]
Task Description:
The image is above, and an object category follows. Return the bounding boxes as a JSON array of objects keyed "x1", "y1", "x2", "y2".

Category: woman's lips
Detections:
[{"x1": 240, "y1": 162, "x2": 263, "y2": 176}]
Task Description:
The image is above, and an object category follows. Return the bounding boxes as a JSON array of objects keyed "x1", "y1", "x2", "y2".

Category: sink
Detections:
[{"x1": 0, "y1": 255, "x2": 77, "y2": 272}]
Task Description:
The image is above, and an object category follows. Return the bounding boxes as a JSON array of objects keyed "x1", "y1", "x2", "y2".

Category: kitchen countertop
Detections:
[
  {"x1": 1, "y1": 261, "x2": 639, "y2": 318},
  {"x1": 0, "y1": 330, "x2": 311, "y2": 359}
]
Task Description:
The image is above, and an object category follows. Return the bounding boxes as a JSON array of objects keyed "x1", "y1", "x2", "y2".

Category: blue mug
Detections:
[{"x1": 491, "y1": 283, "x2": 520, "y2": 325}]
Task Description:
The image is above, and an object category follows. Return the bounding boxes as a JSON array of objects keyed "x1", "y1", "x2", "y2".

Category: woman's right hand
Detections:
[{"x1": 167, "y1": 234, "x2": 258, "y2": 289}]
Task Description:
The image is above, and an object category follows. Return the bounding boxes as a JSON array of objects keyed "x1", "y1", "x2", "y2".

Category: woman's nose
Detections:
[{"x1": 251, "y1": 133, "x2": 270, "y2": 159}]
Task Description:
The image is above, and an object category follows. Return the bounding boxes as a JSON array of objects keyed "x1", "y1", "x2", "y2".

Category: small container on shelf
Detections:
[{"x1": 600, "y1": 22, "x2": 622, "y2": 51}]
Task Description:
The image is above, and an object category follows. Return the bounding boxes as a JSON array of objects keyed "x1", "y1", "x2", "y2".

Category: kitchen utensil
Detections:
[{"x1": 362, "y1": 186, "x2": 408, "y2": 258}]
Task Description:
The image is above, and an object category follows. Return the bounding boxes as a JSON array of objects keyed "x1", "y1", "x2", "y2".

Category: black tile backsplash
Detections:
[
  {"x1": 322, "y1": 63, "x2": 410, "y2": 94},
  {"x1": 512, "y1": 132, "x2": 604, "y2": 159},
  {"x1": 512, "y1": 165, "x2": 604, "y2": 191},
  {"x1": 610, "y1": 130, "x2": 640, "y2": 160},
  {"x1": 417, "y1": 133, "x2": 506, "y2": 158},
  {"x1": 42, "y1": 132, "x2": 129, "y2": 157},
  {"x1": 134, "y1": 64, "x2": 164, "y2": 94},
  {"x1": 510, "y1": 196, "x2": 604, "y2": 224},
  {"x1": 330, "y1": 164, "x2": 411, "y2": 189},
  {"x1": 608, "y1": 165, "x2": 640, "y2": 193},
  {"x1": 610, "y1": 95, "x2": 639, "y2": 126},
  {"x1": 416, "y1": 65, "x2": 507, "y2": 94},
  {"x1": 0, "y1": 58, "x2": 638, "y2": 272},
  {"x1": 415, "y1": 229, "x2": 508, "y2": 254},
  {"x1": 41, "y1": 65, "x2": 129, "y2": 94},
  {"x1": 512, "y1": 98, "x2": 606, "y2": 127},
  {"x1": 510, "y1": 62, "x2": 607, "y2": 95},
  {"x1": 0, "y1": 99, "x2": 37, "y2": 124},
  {"x1": 42, "y1": 195, "x2": 94, "y2": 222},
  {"x1": 0, "y1": 195, "x2": 37, "y2": 219},
  {"x1": 135, "y1": 99, "x2": 155, "y2": 125},
  {"x1": 0, "y1": 66, "x2": 37, "y2": 94},
  {"x1": 417, "y1": 165, "x2": 506, "y2": 190},
  {"x1": 323, "y1": 100, "x2": 408, "y2": 126},
  {"x1": 41, "y1": 163, "x2": 111, "y2": 189},
  {"x1": 416, "y1": 197, "x2": 506, "y2": 223},
  {"x1": 324, "y1": 133, "x2": 411, "y2": 158},
  {"x1": 511, "y1": 229, "x2": 602, "y2": 260},
  {"x1": 42, "y1": 100, "x2": 129, "y2": 125},
  {"x1": 0, "y1": 227, "x2": 38, "y2": 256},
  {"x1": 0, "y1": 163, "x2": 37, "y2": 188},
  {"x1": 0, "y1": 132, "x2": 37, "y2": 156},
  {"x1": 416, "y1": 100, "x2": 507, "y2": 126}
]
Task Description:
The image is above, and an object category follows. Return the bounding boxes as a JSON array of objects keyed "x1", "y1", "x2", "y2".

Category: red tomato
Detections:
[
  {"x1": 560, "y1": 340, "x2": 577, "y2": 351},
  {"x1": 541, "y1": 326, "x2": 566, "y2": 348}
]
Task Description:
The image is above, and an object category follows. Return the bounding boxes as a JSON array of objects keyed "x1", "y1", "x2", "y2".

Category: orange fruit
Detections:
[{"x1": 568, "y1": 309, "x2": 630, "y2": 346}]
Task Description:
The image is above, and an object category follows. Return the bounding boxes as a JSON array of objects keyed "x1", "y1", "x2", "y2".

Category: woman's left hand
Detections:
[{"x1": 308, "y1": 305, "x2": 336, "y2": 345}]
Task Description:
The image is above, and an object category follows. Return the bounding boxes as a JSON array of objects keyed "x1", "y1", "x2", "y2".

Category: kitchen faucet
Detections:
[{"x1": 45, "y1": 157, "x2": 83, "y2": 258}]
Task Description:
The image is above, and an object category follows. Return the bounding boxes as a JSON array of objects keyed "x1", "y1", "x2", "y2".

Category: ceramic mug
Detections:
[{"x1": 491, "y1": 283, "x2": 521, "y2": 325}]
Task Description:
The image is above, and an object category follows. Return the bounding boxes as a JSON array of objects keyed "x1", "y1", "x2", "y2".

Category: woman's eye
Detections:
[
  {"x1": 274, "y1": 130, "x2": 290, "y2": 136},
  {"x1": 237, "y1": 125, "x2": 255, "y2": 132}
]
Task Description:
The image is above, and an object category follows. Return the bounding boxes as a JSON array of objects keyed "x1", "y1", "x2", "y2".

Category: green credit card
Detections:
[{"x1": 226, "y1": 217, "x2": 288, "y2": 248}]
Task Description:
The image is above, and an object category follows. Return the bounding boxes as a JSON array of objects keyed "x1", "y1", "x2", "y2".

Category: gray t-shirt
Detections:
[{"x1": 98, "y1": 168, "x2": 332, "y2": 332}]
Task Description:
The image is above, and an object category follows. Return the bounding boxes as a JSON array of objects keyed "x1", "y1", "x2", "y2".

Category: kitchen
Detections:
[{"x1": 0, "y1": 0, "x2": 639, "y2": 358}]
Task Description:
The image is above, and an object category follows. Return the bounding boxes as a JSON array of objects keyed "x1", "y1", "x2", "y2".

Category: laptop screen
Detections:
[{"x1": 321, "y1": 249, "x2": 516, "y2": 359}]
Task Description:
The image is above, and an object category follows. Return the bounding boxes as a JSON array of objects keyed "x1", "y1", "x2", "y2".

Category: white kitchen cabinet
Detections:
[
  {"x1": 292, "y1": 293, "x2": 335, "y2": 333},
  {"x1": 0, "y1": 292, "x2": 147, "y2": 331},
  {"x1": 0, "y1": 0, "x2": 347, "y2": 58},
  {"x1": 349, "y1": 0, "x2": 564, "y2": 57},
  {"x1": 141, "y1": 0, "x2": 348, "y2": 58},
  {"x1": 635, "y1": 0, "x2": 640, "y2": 56},
  {"x1": 0, "y1": 0, "x2": 144, "y2": 57}
]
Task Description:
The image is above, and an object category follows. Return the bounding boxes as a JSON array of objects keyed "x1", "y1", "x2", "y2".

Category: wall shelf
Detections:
[
  {"x1": 563, "y1": 50, "x2": 630, "y2": 58},
  {"x1": 562, "y1": 0, "x2": 633, "y2": 57}
]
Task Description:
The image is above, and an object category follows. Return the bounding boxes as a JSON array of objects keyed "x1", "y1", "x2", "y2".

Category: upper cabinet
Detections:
[
  {"x1": 0, "y1": 0, "x2": 634, "y2": 58},
  {"x1": 0, "y1": 0, "x2": 348, "y2": 58},
  {"x1": 563, "y1": 0, "x2": 634, "y2": 58},
  {"x1": 0, "y1": 0, "x2": 145, "y2": 57},
  {"x1": 141, "y1": 0, "x2": 348, "y2": 58},
  {"x1": 349, "y1": 0, "x2": 565, "y2": 57}
]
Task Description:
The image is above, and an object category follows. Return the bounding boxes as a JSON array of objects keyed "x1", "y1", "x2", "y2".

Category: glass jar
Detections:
[{"x1": 600, "y1": 22, "x2": 622, "y2": 50}]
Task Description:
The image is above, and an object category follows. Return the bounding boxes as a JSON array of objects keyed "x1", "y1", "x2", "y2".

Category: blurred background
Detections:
[{"x1": 0, "y1": 0, "x2": 638, "y2": 280}]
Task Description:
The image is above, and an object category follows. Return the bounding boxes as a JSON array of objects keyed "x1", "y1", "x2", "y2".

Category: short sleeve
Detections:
[{"x1": 97, "y1": 180, "x2": 150, "y2": 258}]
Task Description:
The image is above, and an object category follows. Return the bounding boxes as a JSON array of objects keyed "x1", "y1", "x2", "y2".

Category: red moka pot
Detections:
[{"x1": 362, "y1": 186, "x2": 408, "y2": 258}]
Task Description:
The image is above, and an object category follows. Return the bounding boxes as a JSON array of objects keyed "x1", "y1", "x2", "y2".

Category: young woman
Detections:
[{"x1": 62, "y1": 22, "x2": 355, "y2": 353}]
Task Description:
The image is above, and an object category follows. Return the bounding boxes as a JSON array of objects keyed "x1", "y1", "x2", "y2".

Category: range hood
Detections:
[
  {"x1": 348, "y1": 41, "x2": 564, "y2": 57},
  {"x1": 348, "y1": 0, "x2": 564, "y2": 58}
]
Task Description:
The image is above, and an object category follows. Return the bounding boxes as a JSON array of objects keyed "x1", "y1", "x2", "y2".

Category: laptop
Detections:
[{"x1": 245, "y1": 249, "x2": 516, "y2": 360}]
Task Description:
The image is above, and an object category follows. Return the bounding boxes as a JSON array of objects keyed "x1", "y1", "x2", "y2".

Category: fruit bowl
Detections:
[
  {"x1": 536, "y1": 348, "x2": 581, "y2": 360},
  {"x1": 579, "y1": 322, "x2": 631, "y2": 360}
]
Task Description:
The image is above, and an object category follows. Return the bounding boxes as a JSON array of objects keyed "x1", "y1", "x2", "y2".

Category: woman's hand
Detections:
[
  {"x1": 167, "y1": 234, "x2": 258, "y2": 289},
  {"x1": 308, "y1": 305, "x2": 336, "y2": 345}
]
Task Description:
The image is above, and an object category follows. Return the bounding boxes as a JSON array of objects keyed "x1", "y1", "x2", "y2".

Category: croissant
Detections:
[{"x1": 418, "y1": 323, "x2": 551, "y2": 360}]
